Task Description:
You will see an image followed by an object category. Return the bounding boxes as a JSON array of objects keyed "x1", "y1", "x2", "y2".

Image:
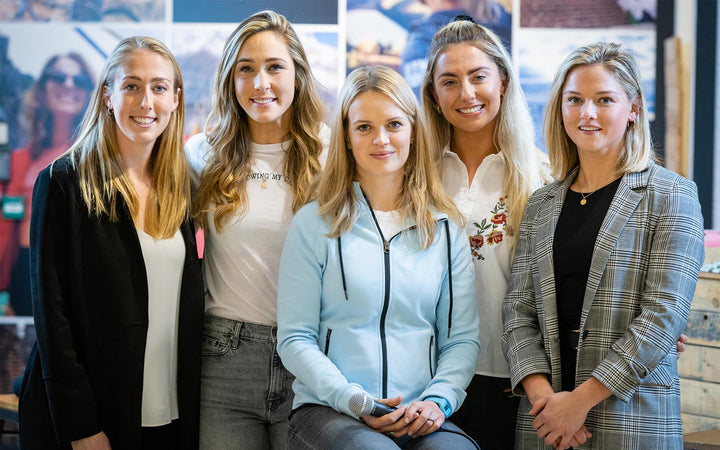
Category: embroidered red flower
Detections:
[
  {"x1": 491, "y1": 213, "x2": 506, "y2": 225},
  {"x1": 469, "y1": 234, "x2": 484, "y2": 249},
  {"x1": 487, "y1": 230, "x2": 503, "y2": 245}
]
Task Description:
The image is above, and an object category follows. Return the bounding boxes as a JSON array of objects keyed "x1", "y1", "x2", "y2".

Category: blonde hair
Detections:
[
  {"x1": 194, "y1": 10, "x2": 324, "y2": 231},
  {"x1": 318, "y1": 65, "x2": 462, "y2": 249},
  {"x1": 421, "y1": 19, "x2": 548, "y2": 241},
  {"x1": 67, "y1": 36, "x2": 189, "y2": 239},
  {"x1": 544, "y1": 42, "x2": 653, "y2": 180}
]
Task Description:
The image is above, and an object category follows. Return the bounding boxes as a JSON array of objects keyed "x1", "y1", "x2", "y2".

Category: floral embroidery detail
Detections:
[
  {"x1": 487, "y1": 230, "x2": 504, "y2": 244},
  {"x1": 491, "y1": 212, "x2": 506, "y2": 225},
  {"x1": 468, "y1": 196, "x2": 507, "y2": 260},
  {"x1": 469, "y1": 234, "x2": 484, "y2": 259}
]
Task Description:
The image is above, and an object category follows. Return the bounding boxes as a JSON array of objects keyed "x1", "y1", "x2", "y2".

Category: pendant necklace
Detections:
[
  {"x1": 579, "y1": 190, "x2": 596, "y2": 206},
  {"x1": 260, "y1": 158, "x2": 284, "y2": 189}
]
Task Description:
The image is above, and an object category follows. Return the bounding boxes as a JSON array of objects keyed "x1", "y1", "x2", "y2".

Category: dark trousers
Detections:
[
  {"x1": 451, "y1": 374, "x2": 520, "y2": 450},
  {"x1": 142, "y1": 419, "x2": 181, "y2": 450}
]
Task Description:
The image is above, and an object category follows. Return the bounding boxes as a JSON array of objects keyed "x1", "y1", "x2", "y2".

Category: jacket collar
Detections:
[
  {"x1": 352, "y1": 181, "x2": 449, "y2": 225},
  {"x1": 544, "y1": 162, "x2": 654, "y2": 200}
]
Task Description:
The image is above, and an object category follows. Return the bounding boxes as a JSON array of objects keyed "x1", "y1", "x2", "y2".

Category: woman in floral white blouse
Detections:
[{"x1": 420, "y1": 16, "x2": 549, "y2": 449}]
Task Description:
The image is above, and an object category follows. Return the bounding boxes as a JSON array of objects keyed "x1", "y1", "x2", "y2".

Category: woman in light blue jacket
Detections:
[{"x1": 277, "y1": 65, "x2": 480, "y2": 449}]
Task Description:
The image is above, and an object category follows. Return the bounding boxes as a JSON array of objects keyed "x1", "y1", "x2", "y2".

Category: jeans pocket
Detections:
[{"x1": 201, "y1": 325, "x2": 233, "y2": 357}]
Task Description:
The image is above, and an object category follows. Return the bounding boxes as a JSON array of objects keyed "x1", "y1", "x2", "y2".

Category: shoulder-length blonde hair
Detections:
[
  {"x1": 420, "y1": 19, "x2": 548, "y2": 241},
  {"x1": 544, "y1": 42, "x2": 653, "y2": 180},
  {"x1": 318, "y1": 65, "x2": 462, "y2": 249},
  {"x1": 67, "y1": 36, "x2": 189, "y2": 239},
  {"x1": 194, "y1": 10, "x2": 324, "y2": 231}
]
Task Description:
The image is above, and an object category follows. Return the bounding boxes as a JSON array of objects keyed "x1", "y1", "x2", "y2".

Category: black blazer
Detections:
[{"x1": 18, "y1": 156, "x2": 204, "y2": 449}]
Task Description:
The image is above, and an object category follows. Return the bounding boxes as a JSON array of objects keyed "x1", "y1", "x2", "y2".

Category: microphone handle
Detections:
[{"x1": 370, "y1": 400, "x2": 397, "y2": 417}]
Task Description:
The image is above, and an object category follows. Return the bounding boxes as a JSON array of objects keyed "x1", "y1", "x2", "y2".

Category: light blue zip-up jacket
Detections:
[{"x1": 277, "y1": 184, "x2": 480, "y2": 419}]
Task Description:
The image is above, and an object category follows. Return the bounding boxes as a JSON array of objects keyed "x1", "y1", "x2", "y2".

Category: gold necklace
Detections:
[
  {"x1": 579, "y1": 190, "x2": 596, "y2": 206},
  {"x1": 259, "y1": 158, "x2": 284, "y2": 189}
]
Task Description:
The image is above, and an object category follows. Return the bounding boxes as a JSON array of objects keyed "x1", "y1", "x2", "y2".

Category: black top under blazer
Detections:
[{"x1": 18, "y1": 155, "x2": 204, "y2": 449}]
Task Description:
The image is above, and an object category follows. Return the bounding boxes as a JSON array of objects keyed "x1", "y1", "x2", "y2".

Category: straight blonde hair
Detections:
[
  {"x1": 67, "y1": 36, "x2": 189, "y2": 239},
  {"x1": 193, "y1": 10, "x2": 324, "y2": 231},
  {"x1": 318, "y1": 65, "x2": 462, "y2": 249},
  {"x1": 544, "y1": 42, "x2": 653, "y2": 180},
  {"x1": 421, "y1": 19, "x2": 549, "y2": 242}
]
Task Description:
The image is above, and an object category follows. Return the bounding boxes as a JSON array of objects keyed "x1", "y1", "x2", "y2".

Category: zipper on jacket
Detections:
[
  {"x1": 443, "y1": 220, "x2": 453, "y2": 338},
  {"x1": 324, "y1": 329, "x2": 333, "y2": 356},
  {"x1": 360, "y1": 188, "x2": 422, "y2": 398},
  {"x1": 363, "y1": 190, "x2": 392, "y2": 398},
  {"x1": 428, "y1": 335, "x2": 435, "y2": 377}
]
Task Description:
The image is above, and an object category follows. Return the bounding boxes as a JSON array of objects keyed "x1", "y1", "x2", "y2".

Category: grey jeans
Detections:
[
  {"x1": 199, "y1": 314, "x2": 294, "y2": 450},
  {"x1": 287, "y1": 404, "x2": 479, "y2": 450}
]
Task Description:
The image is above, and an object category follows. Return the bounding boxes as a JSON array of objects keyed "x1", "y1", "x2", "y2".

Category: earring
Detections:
[
  {"x1": 433, "y1": 103, "x2": 441, "y2": 113},
  {"x1": 627, "y1": 120, "x2": 635, "y2": 128},
  {"x1": 107, "y1": 106, "x2": 114, "y2": 115}
]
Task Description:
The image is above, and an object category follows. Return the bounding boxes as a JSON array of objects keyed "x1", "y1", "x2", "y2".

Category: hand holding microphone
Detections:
[
  {"x1": 349, "y1": 392, "x2": 445, "y2": 439},
  {"x1": 350, "y1": 392, "x2": 408, "y2": 438}
]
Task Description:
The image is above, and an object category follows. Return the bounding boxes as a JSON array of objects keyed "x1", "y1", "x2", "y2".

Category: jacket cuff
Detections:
[
  {"x1": 44, "y1": 374, "x2": 102, "y2": 443},
  {"x1": 336, "y1": 384, "x2": 366, "y2": 419},
  {"x1": 591, "y1": 351, "x2": 639, "y2": 403}
]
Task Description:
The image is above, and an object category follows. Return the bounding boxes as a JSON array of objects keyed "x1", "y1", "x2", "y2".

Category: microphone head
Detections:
[{"x1": 348, "y1": 391, "x2": 373, "y2": 416}]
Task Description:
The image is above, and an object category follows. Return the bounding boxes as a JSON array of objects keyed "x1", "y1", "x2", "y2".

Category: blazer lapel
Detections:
[{"x1": 580, "y1": 166, "x2": 651, "y2": 316}]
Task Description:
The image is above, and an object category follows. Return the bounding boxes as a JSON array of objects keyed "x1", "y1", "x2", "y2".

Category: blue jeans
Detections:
[
  {"x1": 199, "y1": 315, "x2": 294, "y2": 450},
  {"x1": 287, "y1": 404, "x2": 479, "y2": 450}
]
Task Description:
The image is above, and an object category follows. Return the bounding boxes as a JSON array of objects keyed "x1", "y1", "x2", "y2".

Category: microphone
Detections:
[{"x1": 348, "y1": 391, "x2": 397, "y2": 417}]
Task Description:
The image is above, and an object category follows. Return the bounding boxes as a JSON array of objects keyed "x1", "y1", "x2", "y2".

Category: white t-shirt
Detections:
[
  {"x1": 441, "y1": 148, "x2": 513, "y2": 378},
  {"x1": 136, "y1": 228, "x2": 184, "y2": 426},
  {"x1": 373, "y1": 209, "x2": 405, "y2": 241},
  {"x1": 185, "y1": 126, "x2": 329, "y2": 325}
]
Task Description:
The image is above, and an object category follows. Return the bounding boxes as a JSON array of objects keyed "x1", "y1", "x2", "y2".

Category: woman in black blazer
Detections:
[{"x1": 18, "y1": 36, "x2": 204, "y2": 450}]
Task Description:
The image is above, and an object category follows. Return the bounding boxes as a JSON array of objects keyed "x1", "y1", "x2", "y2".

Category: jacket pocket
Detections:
[
  {"x1": 324, "y1": 328, "x2": 333, "y2": 356},
  {"x1": 642, "y1": 359, "x2": 675, "y2": 388},
  {"x1": 428, "y1": 334, "x2": 436, "y2": 378}
]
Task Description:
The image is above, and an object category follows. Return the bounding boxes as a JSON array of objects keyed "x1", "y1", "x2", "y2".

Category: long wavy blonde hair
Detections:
[
  {"x1": 421, "y1": 19, "x2": 549, "y2": 245},
  {"x1": 67, "y1": 36, "x2": 189, "y2": 239},
  {"x1": 317, "y1": 65, "x2": 462, "y2": 249},
  {"x1": 544, "y1": 42, "x2": 653, "y2": 180},
  {"x1": 193, "y1": 10, "x2": 324, "y2": 231}
]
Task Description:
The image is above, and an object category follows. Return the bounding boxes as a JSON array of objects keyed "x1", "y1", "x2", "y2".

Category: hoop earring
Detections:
[{"x1": 108, "y1": 106, "x2": 114, "y2": 115}]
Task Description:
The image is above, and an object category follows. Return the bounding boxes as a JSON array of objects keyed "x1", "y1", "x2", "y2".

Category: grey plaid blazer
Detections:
[{"x1": 502, "y1": 163, "x2": 704, "y2": 449}]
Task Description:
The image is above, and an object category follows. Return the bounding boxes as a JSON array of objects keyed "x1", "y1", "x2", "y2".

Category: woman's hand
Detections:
[
  {"x1": 530, "y1": 392, "x2": 590, "y2": 449},
  {"x1": 71, "y1": 431, "x2": 111, "y2": 450},
  {"x1": 402, "y1": 400, "x2": 444, "y2": 438},
  {"x1": 676, "y1": 333, "x2": 688, "y2": 358},
  {"x1": 361, "y1": 396, "x2": 410, "y2": 438}
]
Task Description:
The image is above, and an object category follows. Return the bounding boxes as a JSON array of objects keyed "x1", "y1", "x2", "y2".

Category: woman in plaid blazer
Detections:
[{"x1": 502, "y1": 42, "x2": 705, "y2": 449}]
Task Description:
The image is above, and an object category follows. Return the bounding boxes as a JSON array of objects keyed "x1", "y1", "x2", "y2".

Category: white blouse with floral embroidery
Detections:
[{"x1": 441, "y1": 147, "x2": 512, "y2": 378}]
